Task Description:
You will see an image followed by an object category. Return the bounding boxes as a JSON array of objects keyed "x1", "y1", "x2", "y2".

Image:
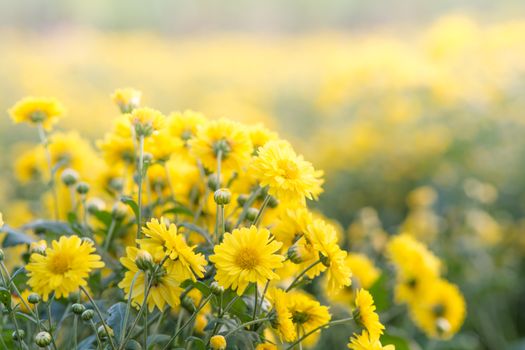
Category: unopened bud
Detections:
[
  {"x1": 34, "y1": 331, "x2": 52, "y2": 347},
  {"x1": 237, "y1": 194, "x2": 249, "y2": 207},
  {"x1": 436, "y1": 317, "x2": 451, "y2": 335},
  {"x1": 207, "y1": 174, "x2": 219, "y2": 191},
  {"x1": 245, "y1": 207, "x2": 259, "y2": 222},
  {"x1": 181, "y1": 295, "x2": 196, "y2": 313},
  {"x1": 76, "y1": 182, "x2": 90, "y2": 195},
  {"x1": 27, "y1": 293, "x2": 41, "y2": 304},
  {"x1": 287, "y1": 244, "x2": 303, "y2": 264},
  {"x1": 12, "y1": 329, "x2": 25, "y2": 341},
  {"x1": 61, "y1": 168, "x2": 79, "y2": 186},
  {"x1": 112, "y1": 202, "x2": 128, "y2": 220},
  {"x1": 319, "y1": 252, "x2": 331, "y2": 268},
  {"x1": 142, "y1": 152, "x2": 153, "y2": 165},
  {"x1": 87, "y1": 198, "x2": 106, "y2": 214},
  {"x1": 210, "y1": 335, "x2": 227, "y2": 350},
  {"x1": 267, "y1": 195, "x2": 279, "y2": 209},
  {"x1": 81, "y1": 309, "x2": 94, "y2": 321},
  {"x1": 210, "y1": 281, "x2": 224, "y2": 295},
  {"x1": 135, "y1": 250, "x2": 154, "y2": 271},
  {"x1": 97, "y1": 325, "x2": 114, "y2": 339},
  {"x1": 29, "y1": 240, "x2": 47, "y2": 255},
  {"x1": 81, "y1": 237, "x2": 95, "y2": 246},
  {"x1": 72, "y1": 303, "x2": 86, "y2": 315},
  {"x1": 214, "y1": 188, "x2": 231, "y2": 205}
]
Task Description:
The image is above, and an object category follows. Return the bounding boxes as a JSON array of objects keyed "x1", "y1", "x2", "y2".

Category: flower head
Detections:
[
  {"x1": 9, "y1": 97, "x2": 65, "y2": 130},
  {"x1": 288, "y1": 291, "x2": 331, "y2": 344},
  {"x1": 251, "y1": 140, "x2": 323, "y2": 206},
  {"x1": 354, "y1": 289, "x2": 384, "y2": 341},
  {"x1": 168, "y1": 110, "x2": 207, "y2": 146},
  {"x1": 210, "y1": 226, "x2": 284, "y2": 295},
  {"x1": 268, "y1": 288, "x2": 296, "y2": 342},
  {"x1": 210, "y1": 335, "x2": 227, "y2": 350},
  {"x1": 26, "y1": 236, "x2": 104, "y2": 301},
  {"x1": 348, "y1": 331, "x2": 395, "y2": 350},
  {"x1": 128, "y1": 107, "x2": 165, "y2": 137},
  {"x1": 111, "y1": 88, "x2": 142, "y2": 113}
]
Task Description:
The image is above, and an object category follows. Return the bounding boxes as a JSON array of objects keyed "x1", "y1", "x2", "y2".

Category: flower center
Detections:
[
  {"x1": 278, "y1": 159, "x2": 300, "y2": 180},
  {"x1": 49, "y1": 254, "x2": 72, "y2": 274},
  {"x1": 292, "y1": 311, "x2": 310, "y2": 324},
  {"x1": 235, "y1": 247, "x2": 260, "y2": 270}
]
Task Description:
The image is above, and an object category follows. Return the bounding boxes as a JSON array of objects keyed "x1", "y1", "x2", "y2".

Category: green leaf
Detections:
[
  {"x1": 369, "y1": 273, "x2": 390, "y2": 312},
  {"x1": 381, "y1": 334, "x2": 410, "y2": 350},
  {"x1": 147, "y1": 334, "x2": 170, "y2": 346},
  {"x1": 106, "y1": 302, "x2": 127, "y2": 340},
  {"x1": 22, "y1": 220, "x2": 74, "y2": 235},
  {"x1": 91, "y1": 209, "x2": 114, "y2": 227},
  {"x1": 162, "y1": 205, "x2": 193, "y2": 217},
  {"x1": 123, "y1": 339, "x2": 142, "y2": 349},
  {"x1": 185, "y1": 336, "x2": 206, "y2": 350},
  {"x1": 1, "y1": 225, "x2": 35, "y2": 247},
  {"x1": 121, "y1": 196, "x2": 139, "y2": 222}
]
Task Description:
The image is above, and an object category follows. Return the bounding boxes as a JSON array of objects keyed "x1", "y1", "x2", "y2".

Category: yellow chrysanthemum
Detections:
[
  {"x1": 348, "y1": 331, "x2": 395, "y2": 350},
  {"x1": 251, "y1": 140, "x2": 323, "y2": 206},
  {"x1": 210, "y1": 226, "x2": 284, "y2": 295},
  {"x1": 97, "y1": 134, "x2": 135, "y2": 167},
  {"x1": 288, "y1": 291, "x2": 331, "y2": 344},
  {"x1": 9, "y1": 97, "x2": 65, "y2": 130},
  {"x1": 14, "y1": 147, "x2": 45, "y2": 183},
  {"x1": 410, "y1": 279, "x2": 466, "y2": 339},
  {"x1": 145, "y1": 130, "x2": 182, "y2": 162},
  {"x1": 306, "y1": 218, "x2": 351, "y2": 292},
  {"x1": 111, "y1": 88, "x2": 142, "y2": 113},
  {"x1": 168, "y1": 110, "x2": 207, "y2": 145},
  {"x1": 346, "y1": 254, "x2": 381, "y2": 290},
  {"x1": 128, "y1": 107, "x2": 166, "y2": 137},
  {"x1": 273, "y1": 207, "x2": 313, "y2": 249},
  {"x1": 138, "y1": 218, "x2": 207, "y2": 282},
  {"x1": 190, "y1": 118, "x2": 253, "y2": 175},
  {"x1": 354, "y1": 289, "x2": 384, "y2": 341},
  {"x1": 247, "y1": 124, "x2": 278, "y2": 153},
  {"x1": 267, "y1": 288, "x2": 296, "y2": 342},
  {"x1": 119, "y1": 246, "x2": 183, "y2": 312},
  {"x1": 26, "y1": 236, "x2": 104, "y2": 301}
]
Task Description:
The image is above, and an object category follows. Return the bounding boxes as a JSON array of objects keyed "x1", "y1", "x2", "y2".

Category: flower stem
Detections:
[
  {"x1": 80, "y1": 286, "x2": 117, "y2": 350},
  {"x1": 285, "y1": 259, "x2": 322, "y2": 292},
  {"x1": 252, "y1": 193, "x2": 271, "y2": 226},
  {"x1": 103, "y1": 217, "x2": 117, "y2": 251},
  {"x1": 284, "y1": 317, "x2": 354, "y2": 350},
  {"x1": 235, "y1": 187, "x2": 261, "y2": 227},
  {"x1": 136, "y1": 134, "x2": 145, "y2": 240},
  {"x1": 224, "y1": 317, "x2": 271, "y2": 338},
  {"x1": 37, "y1": 122, "x2": 59, "y2": 220}
]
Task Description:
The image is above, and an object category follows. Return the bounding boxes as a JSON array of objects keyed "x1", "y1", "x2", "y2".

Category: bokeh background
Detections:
[{"x1": 1, "y1": 1, "x2": 525, "y2": 349}]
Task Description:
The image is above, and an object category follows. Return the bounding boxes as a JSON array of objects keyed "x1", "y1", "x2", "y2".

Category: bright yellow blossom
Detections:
[
  {"x1": 354, "y1": 289, "x2": 384, "y2": 341},
  {"x1": 9, "y1": 97, "x2": 65, "y2": 130},
  {"x1": 348, "y1": 331, "x2": 395, "y2": 350}
]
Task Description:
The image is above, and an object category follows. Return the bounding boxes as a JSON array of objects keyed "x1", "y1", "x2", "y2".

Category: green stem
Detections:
[
  {"x1": 161, "y1": 295, "x2": 212, "y2": 350},
  {"x1": 285, "y1": 259, "x2": 322, "y2": 292},
  {"x1": 252, "y1": 193, "x2": 271, "y2": 226},
  {"x1": 80, "y1": 286, "x2": 117, "y2": 350},
  {"x1": 90, "y1": 319, "x2": 104, "y2": 349},
  {"x1": 10, "y1": 308, "x2": 23, "y2": 350},
  {"x1": 143, "y1": 273, "x2": 149, "y2": 350},
  {"x1": 252, "y1": 283, "x2": 258, "y2": 323},
  {"x1": 103, "y1": 218, "x2": 118, "y2": 251},
  {"x1": 216, "y1": 150, "x2": 223, "y2": 189},
  {"x1": 73, "y1": 314, "x2": 78, "y2": 350},
  {"x1": 46, "y1": 299, "x2": 59, "y2": 350},
  {"x1": 284, "y1": 317, "x2": 354, "y2": 350},
  {"x1": 136, "y1": 134, "x2": 145, "y2": 240},
  {"x1": 164, "y1": 162, "x2": 176, "y2": 200},
  {"x1": 225, "y1": 317, "x2": 271, "y2": 338},
  {"x1": 235, "y1": 187, "x2": 261, "y2": 227},
  {"x1": 37, "y1": 122, "x2": 59, "y2": 220},
  {"x1": 120, "y1": 271, "x2": 140, "y2": 344}
]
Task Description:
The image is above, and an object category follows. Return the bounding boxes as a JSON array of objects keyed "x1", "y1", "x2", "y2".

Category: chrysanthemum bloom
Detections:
[
  {"x1": 273, "y1": 208, "x2": 313, "y2": 249},
  {"x1": 189, "y1": 119, "x2": 253, "y2": 175},
  {"x1": 287, "y1": 291, "x2": 331, "y2": 345},
  {"x1": 9, "y1": 97, "x2": 65, "y2": 130},
  {"x1": 348, "y1": 331, "x2": 395, "y2": 350},
  {"x1": 306, "y1": 218, "x2": 351, "y2": 292},
  {"x1": 97, "y1": 133, "x2": 136, "y2": 168},
  {"x1": 137, "y1": 218, "x2": 207, "y2": 282},
  {"x1": 119, "y1": 246, "x2": 183, "y2": 312},
  {"x1": 111, "y1": 88, "x2": 142, "y2": 113},
  {"x1": 168, "y1": 110, "x2": 207, "y2": 146},
  {"x1": 410, "y1": 279, "x2": 466, "y2": 339},
  {"x1": 353, "y1": 289, "x2": 385, "y2": 341},
  {"x1": 210, "y1": 335, "x2": 227, "y2": 350},
  {"x1": 128, "y1": 107, "x2": 166, "y2": 137},
  {"x1": 268, "y1": 288, "x2": 296, "y2": 342},
  {"x1": 26, "y1": 236, "x2": 104, "y2": 301},
  {"x1": 250, "y1": 140, "x2": 323, "y2": 206},
  {"x1": 146, "y1": 130, "x2": 182, "y2": 162},
  {"x1": 210, "y1": 226, "x2": 284, "y2": 295},
  {"x1": 247, "y1": 124, "x2": 278, "y2": 153}
]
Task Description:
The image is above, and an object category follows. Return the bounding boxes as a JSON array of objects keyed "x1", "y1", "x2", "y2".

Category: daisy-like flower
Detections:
[
  {"x1": 168, "y1": 110, "x2": 207, "y2": 146},
  {"x1": 111, "y1": 88, "x2": 142, "y2": 113},
  {"x1": 348, "y1": 331, "x2": 395, "y2": 350},
  {"x1": 306, "y1": 218, "x2": 352, "y2": 292},
  {"x1": 210, "y1": 226, "x2": 284, "y2": 295},
  {"x1": 97, "y1": 133, "x2": 136, "y2": 168},
  {"x1": 137, "y1": 218, "x2": 207, "y2": 282},
  {"x1": 250, "y1": 140, "x2": 323, "y2": 206},
  {"x1": 26, "y1": 236, "x2": 104, "y2": 301},
  {"x1": 189, "y1": 118, "x2": 253, "y2": 175},
  {"x1": 353, "y1": 289, "x2": 385, "y2": 341},
  {"x1": 273, "y1": 207, "x2": 313, "y2": 249},
  {"x1": 267, "y1": 288, "x2": 296, "y2": 342},
  {"x1": 288, "y1": 291, "x2": 331, "y2": 343},
  {"x1": 247, "y1": 124, "x2": 278, "y2": 154},
  {"x1": 128, "y1": 107, "x2": 165, "y2": 137},
  {"x1": 410, "y1": 279, "x2": 466, "y2": 339},
  {"x1": 119, "y1": 247, "x2": 183, "y2": 312},
  {"x1": 9, "y1": 97, "x2": 65, "y2": 130}
]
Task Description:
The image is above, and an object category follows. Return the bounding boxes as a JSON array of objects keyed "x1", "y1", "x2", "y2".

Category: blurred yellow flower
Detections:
[
  {"x1": 348, "y1": 331, "x2": 395, "y2": 350},
  {"x1": 354, "y1": 289, "x2": 384, "y2": 341},
  {"x1": 268, "y1": 288, "x2": 296, "y2": 342},
  {"x1": 9, "y1": 97, "x2": 65, "y2": 130},
  {"x1": 111, "y1": 87, "x2": 142, "y2": 113}
]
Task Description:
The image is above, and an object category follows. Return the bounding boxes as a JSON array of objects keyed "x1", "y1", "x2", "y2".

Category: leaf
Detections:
[
  {"x1": 185, "y1": 336, "x2": 206, "y2": 350},
  {"x1": 1, "y1": 225, "x2": 35, "y2": 247},
  {"x1": 77, "y1": 335, "x2": 96, "y2": 350},
  {"x1": 369, "y1": 273, "x2": 390, "y2": 312},
  {"x1": 162, "y1": 205, "x2": 193, "y2": 217},
  {"x1": 123, "y1": 339, "x2": 142, "y2": 349},
  {"x1": 106, "y1": 302, "x2": 127, "y2": 340},
  {"x1": 192, "y1": 281, "x2": 211, "y2": 297},
  {"x1": 91, "y1": 209, "x2": 114, "y2": 227},
  {"x1": 381, "y1": 334, "x2": 410, "y2": 350},
  {"x1": 22, "y1": 220, "x2": 74, "y2": 235},
  {"x1": 147, "y1": 334, "x2": 170, "y2": 346},
  {"x1": 121, "y1": 196, "x2": 139, "y2": 222}
]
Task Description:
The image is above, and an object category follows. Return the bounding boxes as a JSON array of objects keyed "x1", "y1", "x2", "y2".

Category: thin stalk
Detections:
[
  {"x1": 143, "y1": 273, "x2": 149, "y2": 350},
  {"x1": 284, "y1": 317, "x2": 354, "y2": 350},
  {"x1": 136, "y1": 134, "x2": 145, "y2": 240},
  {"x1": 0, "y1": 263, "x2": 36, "y2": 319},
  {"x1": 90, "y1": 319, "x2": 104, "y2": 349},
  {"x1": 224, "y1": 317, "x2": 271, "y2": 338},
  {"x1": 37, "y1": 122, "x2": 59, "y2": 220},
  {"x1": 73, "y1": 314, "x2": 78, "y2": 350},
  {"x1": 252, "y1": 283, "x2": 259, "y2": 323},
  {"x1": 46, "y1": 299, "x2": 59, "y2": 350},
  {"x1": 10, "y1": 308, "x2": 23, "y2": 350},
  {"x1": 254, "y1": 280, "x2": 270, "y2": 328},
  {"x1": 103, "y1": 218, "x2": 117, "y2": 251},
  {"x1": 235, "y1": 187, "x2": 261, "y2": 227},
  {"x1": 216, "y1": 150, "x2": 223, "y2": 188},
  {"x1": 285, "y1": 259, "x2": 322, "y2": 292},
  {"x1": 120, "y1": 272, "x2": 140, "y2": 344},
  {"x1": 164, "y1": 162, "x2": 176, "y2": 200},
  {"x1": 252, "y1": 194, "x2": 271, "y2": 226},
  {"x1": 80, "y1": 286, "x2": 117, "y2": 350},
  {"x1": 161, "y1": 295, "x2": 212, "y2": 350}
]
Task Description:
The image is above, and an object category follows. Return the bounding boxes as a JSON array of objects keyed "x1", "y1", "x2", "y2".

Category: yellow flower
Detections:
[
  {"x1": 348, "y1": 331, "x2": 395, "y2": 350},
  {"x1": 168, "y1": 110, "x2": 207, "y2": 145},
  {"x1": 410, "y1": 279, "x2": 466, "y2": 339},
  {"x1": 354, "y1": 289, "x2": 384, "y2": 341},
  {"x1": 15, "y1": 147, "x2": 45, "y2": 183},
  {"x1": 145, "y1": 130, "x2": 182, "y2": 162},
  {"x1": 26, "y1": 236, "x2": 104, "y2": 301},
  {"x1": 97, "y1": 134, "x2": 135, "y2": 167},
  {"x1": 210, "y1": 226, "x2": 284, "y2": 295},
  {"x1": 256, "y1": 344, "x2": 278, "y2": 350},
  {"x1": 287, "y1": 291, "x2": 331, "y2": 343},
  {"x1": 138, "y1": 218, "x2": 207, "y2": 282},
  {"x1": 247, "y1": 124, "x2": 278, "y2": 153},
  {"x1": 0, "y1": 212, "x2": 3, "y2": 227},
  {"x1": 306, "y1": 218, "x2": 351, "y2": 292},
  {"x1": 267, "y1": 288, "x2": 296, "y2": 342},
  {"x1": 119, "y1": 246, "x2": 183, "y2": 312},
  {"x1": 128, "y1": 107, "x2": 165, "y2": 137},
  {"x1": 210, "y1": 335, "x2": 227, "y2": 350},
  {"x1": 251, "y1": 140, "x2": 323, "y2": 206},
  {"x1": 9, "y1": 97, "x2": 65, "y2": 130},
  {"x1": 190, "y1": 118, "x2": 253, "y2": 175},
  {"x1": 273, "y1": 208, "x2": 313, "y2": 249},
  {"x1": 111, "y1": 88, "x2": 142, "y2": 113}
]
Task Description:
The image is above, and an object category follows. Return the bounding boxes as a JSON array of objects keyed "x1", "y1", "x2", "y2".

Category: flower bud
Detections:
[
  {"x1": 81, "y1": 237, "x2": 95, "y2": 246},
  {"x1": 319, "y1": 252, "x2": 331, "y2": 268},
  {"x1": 287, "y1": 244, "x2": 303, "y2": 264},
  {"x1": 207, "y1": 174, "x2": 219, "y2": 191},
  {"x1": 142, "y1": 152, "x2": 153, "y2": 165},
  {"x1": 97, "y1": 325, "x2": 114, "y2": 340},
  {"x1": 72, "y1": 303, "x2": 86, "y2": 315},
  {"x1": 12, "y1": 329, "x2": 25, "y2": 341},
  {"x1": 210, "y1": 335, "x2": 227, "y2": 350},
  {"x1": 245, "y1": 207, "x2": 259, "y2": 222},
  {"x1": 108, "y1": 177, "x2": 124, "y2": 193},
  {"x1": 34, "y1": 331, "x2": 52, "y2": 347},
  {"x1": 27, "y1": 293, "x2": 41, "y2": 304},
  {"x1": 135, "y1": 250, "x2": 154, "y2": 271},
  {"x1": 60, "y1": 168, "x2": 79, "y2": 187},
  {"x1": 181, "y1": 295, "x2": 196, "y2": 313},
  {"x1": 210, "y1": 281, "x2": 224, "y2": 295},
  {"x1": 237, "y1": 194, "x2": 248, "y2": 206},
  {"x1": 81, "y1": 309, "x2": 95, "y2": 321},
  {"x1": 87, "y1": 198, "x2": 106, "y2": 214},
  {"x1": 267, "y1": 195, "x2": 279, "y2": 209},
  {"x1": 112, "y1": 88, "x2": 142, "y2": 114},
  {"x1": 214, "y1": 188, "x2": 231, "y2": 205},
  {"x1": 112, "y1": 202, "x2": 128, "y2": 220},
  {"x1": 29, "y1": 240, "x2": 47, "y2": 255},
  {"x1": 76, "y1": 182, "x2": 90, "y2": 195}
]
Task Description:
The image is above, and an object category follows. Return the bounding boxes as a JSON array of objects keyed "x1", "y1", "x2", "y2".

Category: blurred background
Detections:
[{"x1": 1, "y1": 1, "x2": 525, "y2": 349}]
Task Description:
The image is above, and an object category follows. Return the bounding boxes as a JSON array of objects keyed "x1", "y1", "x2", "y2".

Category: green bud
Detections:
[
  {"x1": 72, "y1": 303, "x2": 86, "y2": 315},
  {"x1": 60, "y1": 168, "x2": 79, "y2": 187},
  {"x1": 181, "y1": 295, "x2": 196, "y2": 313},
  {"x1": 12, "y1": 329, "x2": 25, "y2": 341},
  {"x1": 76, "y1": 182, "x2": 90, "y2": 195},
  {"x1": 237, "y1": 194, "x2": 249, "y2": 207},
  {"x1": 86, "y1": 198, "x2": 106, "y2": 214},
  {"x1": 97, "y1": 325, "x2": 114, "y2": 340},
  {"x1": 319, "y1": 252, "x2": 331, "y2": 268},
  {"x1": 287, "y1": 243, "x2": 303, "y2": 264},
  {"x1": 207, "y1": 174, "x2": 219, "y2": 191},
  {"x1": 27, "y1": 293, "x2": 41, "y2": 304},
  {"x1": 267, "y1": 195, "x2": 279, "y2": 208},
  {"x1": 34, "y1": 331, "x2": 52, "y2": 347},
  {"x1": 210, "y1": 282, "x2": 224, "y2": 295},
  {"x1": 135, "y1": 250, "x2": 154, "y2": 271},
  {"x1": 245, "y1": 207, "x2": 259, "y2": 222},
  {"x1": 214, "y1": 188, "x2": 231, "y2": 205},
  {"x1": 81, "y1": 309, "x2": 94, "y2": 321}
]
